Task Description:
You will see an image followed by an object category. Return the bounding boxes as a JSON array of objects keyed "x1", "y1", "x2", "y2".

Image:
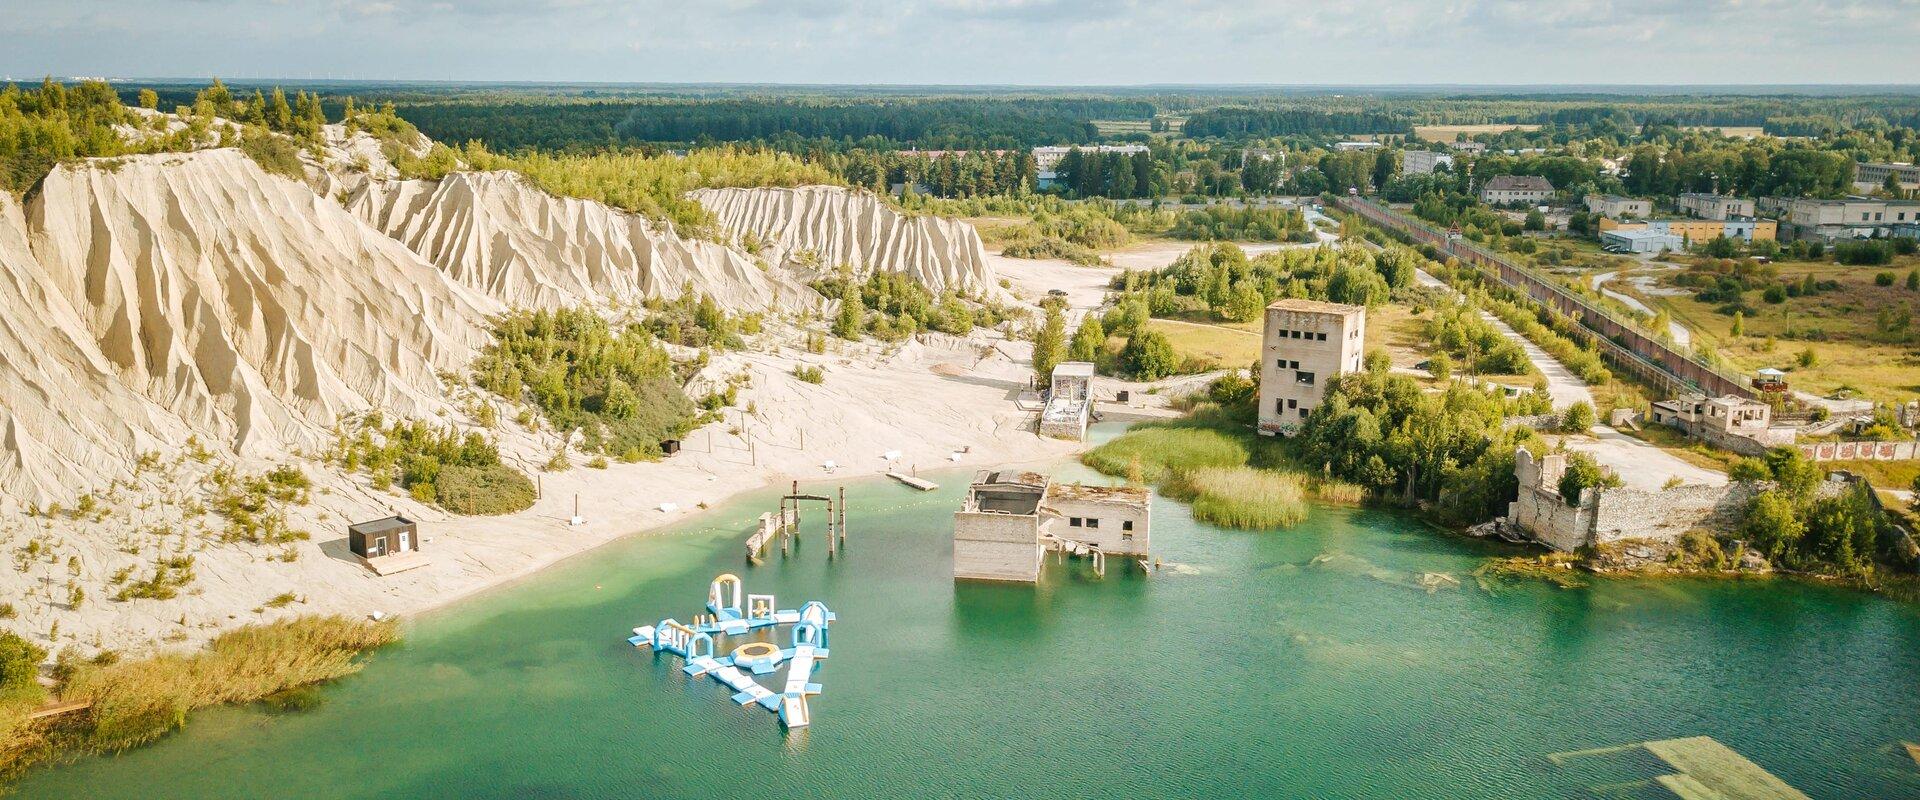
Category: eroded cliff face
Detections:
[
  {"x1": 0, "y1": 138, "x2": 987, "y2": 502},
  {"x1": 352, "y1": 171, "x2": 815, "y2": 311},
  {"x1": 7, "y1": 150, "x2": 497, "y2": 503},
  {"x1": 691, "y1": 186, "x2": 997, "y2": 296},
  {"x1": 0, "y1": 192, "x2": 182, "y2": 502}
]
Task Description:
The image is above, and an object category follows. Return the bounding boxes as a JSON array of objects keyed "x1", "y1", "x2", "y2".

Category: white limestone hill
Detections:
[
  {"x1": 352, "y1": 171, "x2": 814, "y2": 311},
  {"x1": 0, "y1": 124, "x2": 1001, "y2": 504},
  {"x1": 0, "y1": 193, "x2": 186, "y2": 502},
  {"x1": 691, "y1": 185, "x2": 998, "y2": 296},
  {"x1": 8, "y1": 149, "x2": 498, "y2": 503}
]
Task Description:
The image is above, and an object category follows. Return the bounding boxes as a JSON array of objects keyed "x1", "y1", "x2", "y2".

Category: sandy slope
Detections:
[
  {"x1": 356, "y1": 172, "x2": 814, "y2": 312},
  {"x1": 693, "y1": 186, "x2": 997, "y2": 296}
]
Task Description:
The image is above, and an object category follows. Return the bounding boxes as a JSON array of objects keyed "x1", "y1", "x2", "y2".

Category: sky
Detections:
[{"x1": 3, "y1": 0, "x2": 1919, "y2": 87}]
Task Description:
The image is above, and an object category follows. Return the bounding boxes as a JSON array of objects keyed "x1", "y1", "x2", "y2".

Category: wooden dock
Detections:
[
  {"x1": 886, "y1": 471, "x2": 938, "y2": 491},
  {"x1": 27, "y1": 699, "x2": 90, "y2": 720}
]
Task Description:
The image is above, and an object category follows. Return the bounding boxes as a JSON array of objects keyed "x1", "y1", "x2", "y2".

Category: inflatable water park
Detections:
[{"x1": 627, "y1": 574, "x2": 835, "y2": 729}]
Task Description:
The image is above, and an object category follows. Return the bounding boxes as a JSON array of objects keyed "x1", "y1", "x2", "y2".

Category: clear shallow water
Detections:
[{"x1": 18, "y1": 458, "x2": 1920, "y2": 799}]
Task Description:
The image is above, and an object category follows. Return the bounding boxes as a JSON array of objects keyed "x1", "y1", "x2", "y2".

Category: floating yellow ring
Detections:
[{"x1": 733, "y1": 642, "x2": 779, "y2": 660}]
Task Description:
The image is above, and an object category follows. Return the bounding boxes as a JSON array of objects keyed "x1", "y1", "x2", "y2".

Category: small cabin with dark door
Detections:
[{"x1": 348, "y1": 516, "x2": 419, "y2": 559}]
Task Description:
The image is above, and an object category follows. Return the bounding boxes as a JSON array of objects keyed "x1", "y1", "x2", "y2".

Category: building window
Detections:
[
  {"x1": 1275, "y1": 399, "x2": 1285, "y2": 414},
  {"x1": 1316, "y1": 332, "x2": 1326, "y2": 341},
  {"x1": 1299, "y1": 407, "x2": 1311, "y2": 419},
  {"x1": 1287, "y1": 398, "x2": 1297, "y2": 409},
  {"x1": 1085, "y1": 518, "x2": 1099, "y2": 529},
  {"x1": 1069, "y1": 517, "x2": 1083, "y2": 527},
  {"x1": 1122, "y1": 520, "x2": 1133, "y2": 531},
  {"x1": 1296, "y1": 371, "x2": 1316, "y2": 386},
  {"x1": 1121, "y1": 533, "x2": 1134, "y2": 543}
]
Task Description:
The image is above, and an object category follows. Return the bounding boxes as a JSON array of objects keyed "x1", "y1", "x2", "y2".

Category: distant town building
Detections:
[
  {"x1": 1241, "y1": 147, "x2": 1283, "y2": 165},
  {"x1": 1448, "y1": 141, "x2": 1489, "y2": 154},
  {"x1": 1032, "y1": 144, "x2": 1150, "y2": 188},
  {"x1": 1767, "y1": 196, "x2": 1920, "y2": 241},
  {"x1": 1584, "y1": 194, "x2": 1651, "y2": 218},
  {"x1": 1334, "y1": 141, "x2": 1385, "y2": 152},
  {"x1": 1258, "y1": 299, "x2": 1366, "y2": 437},
  {"x1": 1599, "y1": 228, "x2": 1683, "y2": 254},
  {"x1": 1480, "y1": 175, "x2": 1554, "y2": 205},
  {"x1": 952, "y1": 471, "x2": 1150, "y2": 582},
  {"x1": 1402, "y1": 150, "x2": 1454, "y2": 175},
  {"x1": 1676, "y1": 193, "x2": 1757, "y2": 221},
  {"x1": 1852, "y1": 161, "x2": 1920, "y2": 192},
  {"x1": 1598, "y1": 217, "x2": 1777, "y2": 244}
]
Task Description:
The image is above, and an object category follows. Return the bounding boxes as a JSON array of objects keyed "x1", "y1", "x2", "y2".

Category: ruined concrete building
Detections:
[
  {"x1": 1258, "y1": 299, "x2": 1366, "y2": 437},
  {"x1": 952, "y1": 470, "x2": 1150, "y2": 582}
]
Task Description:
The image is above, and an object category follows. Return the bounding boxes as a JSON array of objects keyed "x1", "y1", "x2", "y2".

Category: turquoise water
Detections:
[{"x1": 17, "y1": 457, "x2": 1920, "y2": 799}]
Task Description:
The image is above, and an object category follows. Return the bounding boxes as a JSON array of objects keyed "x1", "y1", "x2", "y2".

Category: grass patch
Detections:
[
  {"x1": 1082, "y1": 425, "x2": 1250, "y2": 484},
  {"x1": 1165, "y1": 466, "x2": 1308, "y2": 529},
  {"x1": 0, "y1": 616, "x2": 396, "y2": 782}
]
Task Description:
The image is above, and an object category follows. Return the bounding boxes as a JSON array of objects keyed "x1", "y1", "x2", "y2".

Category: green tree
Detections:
[
  {"x1": 1032, "y1": 302, "x2": 1068, "y2": 381},
  {"x1": 1222, "y1": 280, "x2": 1266, "y2": 323},
  {"x1": 1908, "y1": 269, "x2": 1919, "y2": 291},
  {"x1": 1730, "y1": 311, "x2": 1744, "y2": 337},
  {"x1": 1556, "y1": 451, "x2": 1619, "y2": 506},
  {"x1": 1523, "y1": 209, "x2": 1546, "y2": 231},
  {"x1": 831, "y1": 280, "x2": 866, "y2": 340},
  {"x1": 137, "y1": 88, "x2": 159, "y2": 109},
  {"x1": 1068, "y1": 315, "x2": 1106, "y2": 363},
  {"x1": 1121, "y1": 329, "x2": 1178, "y2": 381},
  {"x1": 1743, "y1": 490, "x2": 1805, "y2": 563}
]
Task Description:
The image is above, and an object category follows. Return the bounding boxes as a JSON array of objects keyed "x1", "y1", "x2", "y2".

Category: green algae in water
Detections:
[{"x1": 16, "y1": 468, "x2": 1920, "y2": 800}]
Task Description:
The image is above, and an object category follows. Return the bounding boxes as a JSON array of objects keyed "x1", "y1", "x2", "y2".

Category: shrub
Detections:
[
  {"x1": 1559, "y1": 401, "x2": 1596, "y2": 433},
  {"x1": 792, "y1": 365, "x2": 825, "y2": 384},
  {"x1": 434, "y1": 463, "x2": 537, "y2": 515},
  {"x1": 1556, "y1": 452, "x2": 1620, "y2": 506},
  {"x1": 473, "y1": 308, "x2": 694, "y2": 458},
  {"x1": 1121, "y1": 329, "x2": 1178, "y2": 381},
  {"x1": 237, "y1": 127, "x2": 305, "y2": 180},
  {"x1": 0, "y1": 632, "x2": 46, "y2": 705}
]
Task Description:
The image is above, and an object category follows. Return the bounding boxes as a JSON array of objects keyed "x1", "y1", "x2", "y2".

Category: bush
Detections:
[
  {"x1": 792, "y1": 365, "x2": 825, "y2": 384},
  {"x1": 473, "y1": 308, "x2": 694, "y2": 458},
  {"x1": 434, "y1": 463, "x2": 537, "y2": 515},
  {"x1": 237, "y1": 127, "x2": 305, "y2": 180},
  {"x1": 1121, "y1": 329, "x2": 1178, "y2": 381},
  {"x1": 0, "y1": 632, "x2": 46, "y2": 705},
  {"x1": 1559, "y1": 401, "x2": 1596, "y2": 433},
  {"x1": 1876, "y1": 271, "x2": 1897, "y2": 287},
  {"x1": 1556, "y1": 451, "x2": 1621, "y2": 506},
  {"x1": 1165, "y1": 466, "x2": 1308, "y2": 529}
]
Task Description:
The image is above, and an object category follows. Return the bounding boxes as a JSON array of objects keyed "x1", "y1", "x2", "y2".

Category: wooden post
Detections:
[
  {"x1": 838, "y1": 486, "x2": 847, "y2": 543},
  {"x1": 826, "y1": 497, "x2": 835, "y2": 558}
]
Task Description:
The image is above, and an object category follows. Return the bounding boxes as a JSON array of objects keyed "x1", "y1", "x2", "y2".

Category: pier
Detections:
[
  {"x1": 747, "y1": 483, "x2": 848, "y2": 561},
  {"x1": 627, "y1": 574, "x2": 835, "y2": 729},
  {"x1": 886, "y1": 471, "x2": 938, "y2": 491}
]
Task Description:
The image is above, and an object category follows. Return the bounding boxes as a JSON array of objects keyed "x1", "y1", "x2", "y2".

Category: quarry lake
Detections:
[{"x1": 18, "y1": 457, "x2": 1920, "y2": 799}]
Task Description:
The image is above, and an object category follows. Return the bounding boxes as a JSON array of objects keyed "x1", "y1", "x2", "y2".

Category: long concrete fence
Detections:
[{"x1": 1332, "y1": 195, "x2": 1755, "y2": 400}]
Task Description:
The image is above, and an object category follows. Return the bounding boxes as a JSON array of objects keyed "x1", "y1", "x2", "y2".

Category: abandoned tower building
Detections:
[{"x1": 1258, "y1": 299, "x2": 1367, "y2": 436}]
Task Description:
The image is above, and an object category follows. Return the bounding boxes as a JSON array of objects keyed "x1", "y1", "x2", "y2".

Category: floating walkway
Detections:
[
  {"x1": 627, "y1": 573, "x2": 835, "y2": 729},
  {"x1": 886, "y1": 471, "x2": 939, "y2": 491}
]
